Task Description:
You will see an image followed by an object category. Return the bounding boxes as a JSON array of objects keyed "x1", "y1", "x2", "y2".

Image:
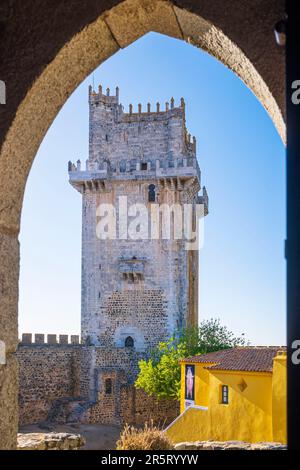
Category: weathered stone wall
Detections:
[
  {"x1": 120, "y1": 387, "x2": 179, "y2": 427},
  {"x1": 18, "y1": 342, "x2": 179, "y2": 427},
  {"x1": 17, "y1": 344, "x2": 82, "y2": 425},
  {"x1": 88, "y1": 88, "x2": 192, "y2": 163}
]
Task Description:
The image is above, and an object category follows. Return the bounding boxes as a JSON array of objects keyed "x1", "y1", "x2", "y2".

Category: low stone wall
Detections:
[
  {"x1": 17, "y1": 344, "x2": 82, "y2": 425},
  {"x1": 174, "y1": 441, "x2": 287, "y2": 451},
  {"x1": 17, "y1": 432, "x2": 85, "y2": 450},
  {"x1": 84, "y1": 386, "x2": 179, "y2": 427},
  {"x1": 120, "y1": 387, "x2": 179, "y2": 427},
  {"x1": 17, "y1": 342, "x2": 179, "y2": 428}
]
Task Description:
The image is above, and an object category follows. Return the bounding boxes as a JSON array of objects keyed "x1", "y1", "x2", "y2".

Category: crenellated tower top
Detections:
[
  {"x1": 68, "y1": 84, "x2": 207, "y2": 208},
  {"x1": 88, "y1": 84, "x2": 188, "y2": 122}
]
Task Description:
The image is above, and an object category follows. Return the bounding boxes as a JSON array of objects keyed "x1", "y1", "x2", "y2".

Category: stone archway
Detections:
[{"x1": 0, "y1": 0, "x2": 285, "y2": 449}]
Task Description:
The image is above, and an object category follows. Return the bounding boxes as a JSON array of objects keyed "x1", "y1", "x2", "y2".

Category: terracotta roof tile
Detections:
[{"x1": 180, "y1": 347, "x2": 286, "y2": 373}]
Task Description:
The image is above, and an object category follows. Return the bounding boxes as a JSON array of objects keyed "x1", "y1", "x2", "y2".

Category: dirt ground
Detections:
[{"x1": 19, "y1": 423, "x2": 122, "y2": 450}]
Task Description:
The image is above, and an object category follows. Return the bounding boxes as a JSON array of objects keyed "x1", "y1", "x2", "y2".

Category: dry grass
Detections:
[{"x1": 116, "y1": 422, "x2": 173, "y2": 450}]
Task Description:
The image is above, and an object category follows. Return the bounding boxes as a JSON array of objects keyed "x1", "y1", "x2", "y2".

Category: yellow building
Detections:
[{"x1": 166, "y1": 347, "x2": 287, "y2": 444}]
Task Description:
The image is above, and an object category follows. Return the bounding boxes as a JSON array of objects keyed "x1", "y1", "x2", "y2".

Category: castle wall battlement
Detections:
[
  {"x1": 68, "y1": 155, "x2": 201, "y2": 190},
  {"x1": 88, "y1": 84, "x2": 187, "y2": 122},
  {"x1": 20, "y1": 333, "x2": 80, "y2": 345}
]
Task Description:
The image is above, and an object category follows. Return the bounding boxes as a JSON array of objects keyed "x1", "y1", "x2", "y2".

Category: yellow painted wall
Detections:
[
  {"x1": 167, "y1": 406, "x2": 210, "y2": 443},
  {"x1": 272, "y1": 352, "x2": 287, "y2": 443},
  {"x1": 207, "y1": 370, "x2": 273, "y2": 443},
  {"x1": 169, "y1": 356, "x2": 287, "y2": 444}
]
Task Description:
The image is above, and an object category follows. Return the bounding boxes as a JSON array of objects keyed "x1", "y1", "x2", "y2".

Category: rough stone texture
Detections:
[
  {"x1": 17, "y1": 344, "x2": 179, "y2": 428},
  {"x1": 120, "y1": 388, "x2": 179, "y2": 427},
  {"x1": 0, "y1": 232, "x2": 19, "y2": 449},
  {"x1": 0, "y1": 232, "x2": 19, "y2": 353},
  {"x1": 17, "y1": 345, "x2": 82, "y2": 425},
  {"x1": 0, "y1": 356, "x2": 18, "y2": 450},
  {"x1": 17, "y1": 432, "x2": 85, "y2": 450},
  {"x1": 103, "y1": 0, "x2": 182, "y2": 48},
  {"x1": 174, "y1": 440, "x2": 287, "y2": 451}
]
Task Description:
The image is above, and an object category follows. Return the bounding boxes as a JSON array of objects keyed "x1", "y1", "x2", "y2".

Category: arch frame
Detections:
[{"x1": 0, "y1": 0, "x2": 286, "y2": 449}]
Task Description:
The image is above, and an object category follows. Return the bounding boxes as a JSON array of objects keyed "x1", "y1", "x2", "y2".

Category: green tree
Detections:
[{"x1": 135, "y1": 318, "x2": 248, "y2": 400}]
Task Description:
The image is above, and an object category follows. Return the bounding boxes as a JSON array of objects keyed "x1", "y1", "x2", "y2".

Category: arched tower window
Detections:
[
  {"x1": 125, "y1": 336, "x2": 134, "y2": 348},
  {"x1": 148, "y1": 184, "x2": 156, "y2": 203}
]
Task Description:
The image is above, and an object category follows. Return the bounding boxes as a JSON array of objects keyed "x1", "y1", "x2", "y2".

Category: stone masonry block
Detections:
[
  {"x1": 47, "y1": 334, "x2": 57, "y2": 345},
  {"x1": 35, "y1": 334, "x2": 45, "y2": 344},
  {"x1": 103, "y1": 0, "x2": 182, "y2": 49},
  {"x1": 71, "y1": 335, "x2": 80, "y2": 344},
  {"x1": 0, "y1": 355, "x2": 18, "y2": 449},
  {"x1": 0, "y1": 232, "x2": 19, "y2": 354},
  {"x1": 21, "y1": 334, "x2": 32, "y2": 344},
  {"x1": 59, "y1": 335, "x2": 68, "y2": 344}
]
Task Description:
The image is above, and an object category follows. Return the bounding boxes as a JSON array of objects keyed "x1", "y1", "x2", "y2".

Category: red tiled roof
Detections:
[{"x1": 180, "y1": 347, "x2": 286, "y2": 373}]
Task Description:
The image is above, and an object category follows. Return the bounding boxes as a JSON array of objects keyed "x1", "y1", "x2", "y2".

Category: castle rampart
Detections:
[{"x1": 20, "y1": 333, "x2": 80, "y2": 345}]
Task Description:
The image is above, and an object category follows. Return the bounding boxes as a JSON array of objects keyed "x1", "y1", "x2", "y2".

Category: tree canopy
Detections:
[{"x1": 135, "y1": 318, "x2": 248, "y2": 400}]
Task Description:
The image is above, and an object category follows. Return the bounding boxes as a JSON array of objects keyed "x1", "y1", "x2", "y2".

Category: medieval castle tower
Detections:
[
  {"x1": 68, "y1": 85, "x2": 208, "y2": 352},
  {"x1": 17, "y1": 86, "x2": 208, "y2": 426}
]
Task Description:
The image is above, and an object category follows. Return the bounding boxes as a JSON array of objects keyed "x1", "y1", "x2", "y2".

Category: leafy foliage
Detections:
[{"x1": 135, "y1": 318, "x2": 248, "y2": 400}]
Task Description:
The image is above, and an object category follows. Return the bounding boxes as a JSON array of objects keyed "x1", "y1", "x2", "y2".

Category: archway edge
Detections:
[{"x1": 0, "y1": 0, "x2": 285, "y2": 234}]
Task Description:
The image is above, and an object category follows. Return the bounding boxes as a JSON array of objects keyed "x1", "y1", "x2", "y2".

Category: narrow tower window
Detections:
[
  {"x1": 105, "y1": 378, "x2": 112, "y2": 395},
  {"x1": 148, "y1": 184, "x2": 156, "y2": 203},
  {"x1": 125, "y1": 336, "x2": 134, "y2": 348}
]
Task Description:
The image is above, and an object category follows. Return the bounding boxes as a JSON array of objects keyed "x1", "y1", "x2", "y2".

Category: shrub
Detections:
[
  {"x1": 135, "y1": 319, "x2": 248, "y2": 400},
  {"x1": 116, "y1": 422, "x2": 173, "y2": 450}
]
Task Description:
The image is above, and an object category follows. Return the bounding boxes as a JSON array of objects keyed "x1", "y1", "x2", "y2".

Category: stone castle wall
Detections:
[
  {"x1": 17, "y1": 338, "x2": 179, "y2": 427},
  {"x1": 17, "y1": 343, "x2": 82, "y2": 425},
  {"x1": 80, "y1": 179, "x2": 195, "y2": 348}
]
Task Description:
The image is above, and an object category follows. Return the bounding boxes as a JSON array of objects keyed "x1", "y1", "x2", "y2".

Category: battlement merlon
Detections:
[
  {"x1": 68, "y1": 156, "x2": 202, "y2": 193},
  {"x1": 88, "y1": 85, "x2": 196, "y2": 155},
  {"x1": 88, "y1": 84, "x2": 187, "y2": 119},
  {"x1": 89, "y1": 84, "x2": 120, "y2": 106},
  {"x1": 19, "y1": 333, "x2": 80, "y2": 345}
]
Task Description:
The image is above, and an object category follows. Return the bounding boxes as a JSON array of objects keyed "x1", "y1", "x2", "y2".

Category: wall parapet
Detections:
[{"x1": 19, "y1": 333, "x2": 80, "y2": 346}]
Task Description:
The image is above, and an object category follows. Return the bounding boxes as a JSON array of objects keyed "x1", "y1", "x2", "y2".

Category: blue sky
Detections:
[{"x1": 19, "y1": 33, "x2": 286, "y2": 345}]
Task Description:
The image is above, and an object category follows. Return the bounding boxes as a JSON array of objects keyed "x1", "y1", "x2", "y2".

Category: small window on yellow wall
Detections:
[{"x1": 221, "y1": 385, "x2": 229, "y2": 404}]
